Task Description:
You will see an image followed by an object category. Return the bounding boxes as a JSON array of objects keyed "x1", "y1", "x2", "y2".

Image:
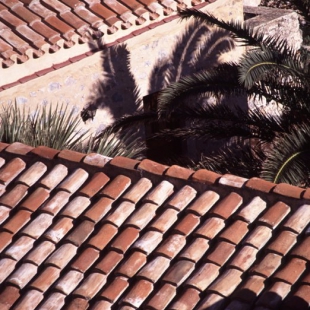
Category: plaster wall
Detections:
[{"x1": 0, "y1": 0, "x2": 243, "y2": 134}]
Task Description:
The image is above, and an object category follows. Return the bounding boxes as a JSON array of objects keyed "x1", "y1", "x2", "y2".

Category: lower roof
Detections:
[{"x1": 0, "y1": 142, "x2": 309, "y2": 309}]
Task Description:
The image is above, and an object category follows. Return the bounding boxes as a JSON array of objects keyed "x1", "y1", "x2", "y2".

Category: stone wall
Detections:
[{"x1": 0, "y1": 0, "x2": 243, "y2": 134}]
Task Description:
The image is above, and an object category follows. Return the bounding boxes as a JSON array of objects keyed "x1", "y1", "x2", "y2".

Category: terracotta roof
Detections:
[
  {"x1": 0, "y1": 142, "x2": 310, "y2": 309},
  {"x1": 0, "y1": 0, "x2": 212, "y2": 69}
]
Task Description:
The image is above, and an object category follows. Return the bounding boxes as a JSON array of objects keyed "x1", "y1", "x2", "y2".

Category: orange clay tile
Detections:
[
  {"x1": 12, "y1": 289, "x2": 43, "y2": 310},
  {"x1": 0, "y1": 206, "x2": 10, "y2": 224},
  {"x1": 148, "y1": 207, "x2": 178, "y2": 233},
  {"x1": 66, "y1": 297, "x2": 88, "y2": 310},
  {"x1": 0, "y1": 231, "x2": 12, "y2": 252},
  {"x1": 273, "y1": 257, "x2": 307, "y2": 285},
  {"x1": 95, "y1": 250, "x2": 123, "y2": 275},
  {"x1": 45, "y1": 243, "x2": 77, "y2": 269},
  {"x1": 243, "y1": 225, "x2": 273, "y2": 249},
  {"x1": 284, "y1": 284, "x2": 310, "y2": 310},
  {"x1": 219, "y1": 220, "x2": 249, "y2": 245},
  {"x1": 109, "y1": 156, "x2": 140, "y2": 171},
  {"x1": 0, "y1": 285, "x2": 20, "y2": 310},
  {"x1": 20, "y1": 187, "x2": 50, "y2": 212},
  {"x1": 44, "y1": 217, "x2": 74, "y2": 243},
  {"x1": 256, "y1": 281, "x2": 291, "y2": 309},
  {"x1": 83, "y1": 153, "x2": 111, "y2": 168},
  {"x1": 165, "y1": 164, "x2": 194, "y2": 180},
  {"x1": 78, "y1": 172, "x2": 110, "y2": 197},
  {"x1": 61, "y1": 196, "x2": 91, "y2": 218},
  {"x1": 2, "y1": 209, "x2": 31, "y2": 234},
  {"x1": 5, "y1": 142, "x2": 33, "y2": 155},
  {"x1": 165, "y1": 185, "x2": 196, "y2": 211},
  {"x1": 146, "y1": 283, "x2": 176, "y2": 309},
  {"x1": 122, "y1": 177, "x2": 152, "y2": 203},
  {"x1": 273, "y1": 182, "x2": 304, "y2": 199},
  {"x1": 163, "y1": 259, "x2": 195, "y2": 286},
  {"x1": 110, "y1": 226, "x2": 140, "y2": 253},
  {"x1": 234, "y1": 275, "x2": 265, "y2": 303},
  {"x1": 55, "y1": 270, "x2": 84, "y2": 295},
  {"x1": 186, "y1": 190, "x2": 220, "y2": 216},
  {"x1": 17, "y1": 161, "x2": 47, "y2": 186},
  {"x1": 0, "y1": 184, "x2": 28, "y2": 208},
  {"x1": 178, "y1": 237, "x2": 210, "y2": 262},
  {"x1": 88, "y1": 223, "x2": 118, "y2": 250},
  {"x1": 283, "y1": 204, "x2": 310, "y2": 233},
  {"x1": 105, "y1": 201, "x2": 135, "y2": 227},
  {"x1": 245, "y1": 177, "x2": 276, "y2": 193},
  {"x1": 100, "y1": 276, "x2": 129, "y2": 303},
  {"x1": 250, "y1": 252, "x2": 283, "y2": 278},
  {"x1": 82, "y1": 196, "x2": 113, "y2": 223},
  {"x1": 191, "y1": 169, "x2": 221, "y2": 185},
  {"x1": 194, "y1": 217, "x2": 225, "y2": 240},
  {"x1": 116, "y1": 251, "x2": 147, "y2": 278},
  {"x1": 57, "y1": 168, "x2": 89, "y2": 193},
  {"x1": 38, "y1": 292, "x2": 66, "y2": 309},
  {"x1": 267, "y1": 229, "x2": 297, "y2": 256},
  {"x1": 24, "y1": 240, "x2": 55, "y2": 265},
  {"x1": 58, "y1": 149, "x2": 86, "y2": 162},
  {"x1": 210, "y1": 192, "x2": 243, "y2": 219},
  {"x1": 155, "y1": 233, "x2": 186, "y2": 259},
  {"x1": 99, "y1": 174, "x2": 131, "y2": 199},
  {"x1": 206, "y1": 241, "x2": 236, "y2": 266},
  {"x1": 186, "y1": 262, "x2": 220, "y2": 291},
  {"x1": 65, "y1": 220, "x2": 95, "y2": 246},
  {"x1": 21, "y1": 212, "x2": 53, "y2": 239},
  {"x1": 92, "y1": 300, "x2": 113, "y2": 310},
  {"x1": 292, "y1": 236, "x2": 310, "y2": 261},
  {"x1": 173, "y1": 213, "x2": 200, "y2": 236},
  {"x1": 219, "y1": 173, "x2": 248, "y2": 188},
  {"x1": 125, "y1": 202, "x2": 158, "y2": 229},
  {"x1": 71, "y1": 246, "x2": 100, "y2": 273},
  {"x1": 5, "y1": 235, "x2": 35, "y2": 260},
  {"x1": 121, "y1": 279, "x2": 153, "y2": 308},
  {"x1": 7, "y1": 262, "x2": 37, "y2": 288},
  {"x1": 29, "y1": 266, "x2": 60, "y2": 292},
  {"x1": 0, "y1": 258, "x2": 16, "y2": 283},
  {"x1": 196, "y1": 293, "x2": 225, "y2": 310},
  {"x1": 137, "y1": 255, "x2": 170, "y2": 283},
  {"x1": 143, "y1": 180, "x2": 174, "y2": 205},
  {"x1": 208, "y1": 268, "x2": 243, "y2": 297},
  {"x1": 258, "y1": 201, "x2": 290, "y2": 229},
  {"x1": 73, "y1": 272, "x2": 107, "y2": 299},
  {"x1": 0, "y1": 157, "x2": 26, "y2": 185},
  {"x1": 132, "y1": 230, "x2": 163, "y2": 254},
  {"x1": 236, "y1": 196, "x2": 267, "y2": 223},
  {"x1": 228, "y1": 245, "x2": 258, "y2": 272},
  {"x1": 38, "y1": 164, "x2": 68, "y2": 190},
  {"x1": 137, "y1": 158, "x2": 169, "y2": 175},
  {"x1": 40, "y1": 190, "x2": 71, "y2": 215},
  {"x1": 30, "y1": 145, "x2": 60, "y2": 160},
  {"x1": 169, "y1": 287, "x2": 200, "y2": 310}
]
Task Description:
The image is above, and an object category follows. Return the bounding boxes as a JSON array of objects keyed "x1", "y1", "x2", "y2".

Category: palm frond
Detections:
[{"x1": 261, "y1": 123, "x2": 310, "y2": 186}]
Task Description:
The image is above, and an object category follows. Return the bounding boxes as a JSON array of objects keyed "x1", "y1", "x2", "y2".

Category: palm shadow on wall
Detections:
[{"x1": 82, "y1": 19, "x2": 237, "y2": 124}]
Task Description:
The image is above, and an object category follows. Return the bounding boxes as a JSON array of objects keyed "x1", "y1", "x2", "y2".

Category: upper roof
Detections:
[
  {"x1": 0, "y1": 142, "x2": 310, "y2": 310},
  {"x1": 0, "y1": 0, "x2": 210, "y2": 69}
]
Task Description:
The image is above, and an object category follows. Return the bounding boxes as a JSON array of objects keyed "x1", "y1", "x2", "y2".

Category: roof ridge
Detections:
[{"x1": 0, "y1": 141, "x2": 309, "y2": 206}]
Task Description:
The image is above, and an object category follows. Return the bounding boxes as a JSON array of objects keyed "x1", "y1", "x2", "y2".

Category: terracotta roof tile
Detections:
[
  {"x1": 211, "y1": 192, "x2": 243, "y2": 219},
  {"x1": 0, "y1": 157, "x2": 26, "y2": 185},
  {"x1": 29, "y1": 265, "x2": 60, "y2": 292},
  {"x1": 250, "y1": 252, "x2": 282, "y2": 278},
  {"x1": 116, "y1": 251, "x2": 147, "y2": 277},
  {"x1": 99, "y1": 174, "x2": 131, "y2": 199},
  {"x1": 148, "y1": 207, "x2": 178, "y2": 233},
  {"x1": 38, "y1": 164, "x2": 68, "y2": 190},
  {"x1": 146, "y1": 283, "x2": 176, "y2": 309},
  {"x1": 95, "y1": 250, "x2": 123, "y2": 275},
  {"x1": 5, "y1": 235, "x2": 35, "y2": 260},
  {"x1": 0, "y1": 142, "x2": 310, "y2": 309}
]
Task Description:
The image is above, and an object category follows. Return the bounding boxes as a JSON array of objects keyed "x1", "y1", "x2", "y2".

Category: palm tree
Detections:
[{"x1": 106, "y1": 8, "x2": 310, "y2": 187}]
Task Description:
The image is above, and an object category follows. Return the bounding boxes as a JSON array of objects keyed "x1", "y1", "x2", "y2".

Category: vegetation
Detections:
[
  {"x1": 0, "y1": 103, "x2": 145, "y2": 159},
  {"x1": 107, "y1": 7, "x2": 310, "y2": 187}
]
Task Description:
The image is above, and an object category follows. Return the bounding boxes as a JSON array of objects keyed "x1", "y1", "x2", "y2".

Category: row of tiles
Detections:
[
  {"x1": 0, "y1": 0, "x2": 207, "y2": 68},
  {"x1": 0, "y1": 142, "x2": 309, "y2": 309}
]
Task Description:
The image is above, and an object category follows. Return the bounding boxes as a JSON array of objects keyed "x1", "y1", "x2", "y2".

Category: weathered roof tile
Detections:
[{"x1": 0, "y1": 142, "x2": 309, "y2": 309}]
